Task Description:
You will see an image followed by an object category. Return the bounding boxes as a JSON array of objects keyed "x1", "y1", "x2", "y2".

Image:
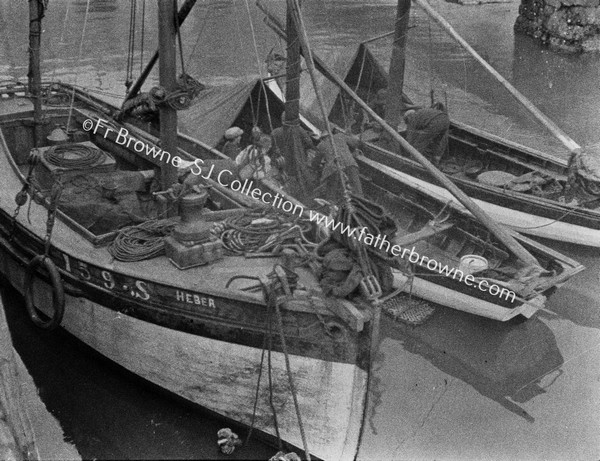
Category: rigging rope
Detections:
[
  {"x1": 242, "y1": 0, "x2": 276, "y2": 133},
  {"x1": 65, "y1": 0, "x2": 90, "y2": 132},
  {"x1": 233, "y1": 2, "x2": 257, "y2": 126},
  {"x1": 139, "y1": 0, "x2": 146, "y2": 75},
  {"x1": 126, "y1": 0, "x2": 137, "y2": 89}
]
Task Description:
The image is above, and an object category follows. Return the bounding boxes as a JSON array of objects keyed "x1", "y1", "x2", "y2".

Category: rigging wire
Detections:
[
  {"x1": 139, "y1": 0, "x2": 146, "y2": 75},
  {"x1": 186, "y1": 4, "x2": 212, "y2": 65},
  {"x1": 49, "y1": 2, "x2": 71, "y2": 84},
  {"x1": 65, "y1": 0, "x2": 90, "y2": 133},
  {"x1": 175, "y1": 0, "x2": 187, "y2": 84},
  {"x1": 427, "y1": 13, "x2": 435, "y2": 105},
  {"x1": 232, "y1": 0, "x2": 257, "y2": 126},
  {"x1": 126, "y1": 0, "x2": 137, "y2": 90},
  {"x1": 242, "y1": 0, "x2": 276, "y2": 134}
]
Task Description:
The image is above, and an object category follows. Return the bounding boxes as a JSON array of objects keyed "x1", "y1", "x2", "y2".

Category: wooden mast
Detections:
[
  {"x1": 28, "y1": 0, "x2": 45, "y2": 146},
  {"x1": 385, "y1": 0, "x2": 411, "y2": 131},
  {"x1": 125, "y1": 0, "x2": 197, "y2": 103},
  {"x1": 257, "y1": 1, "x2": 540, "y2": 267},
  {"x1": 157, "y1": 0, "x2": 179, "y2": 198},
  {"x1": 283, "y1": 0, "x2": 312, "y2": 200}
]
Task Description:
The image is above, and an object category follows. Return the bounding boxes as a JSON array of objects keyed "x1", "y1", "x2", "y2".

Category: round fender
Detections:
[{"x1": 24, "y1": 255, "x2": 65, "y2": 331}]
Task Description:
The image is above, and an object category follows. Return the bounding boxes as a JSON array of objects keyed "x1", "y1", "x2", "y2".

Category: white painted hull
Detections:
[
  {"x1": 1, "y1": 257, "x2": 368, "y2": 461},
  {"x1": 368, "y1": 159, "x2": 600, "y2": 247},
  {"x1": 391, "y1": 271, "x2": 543, "y2": 321}
]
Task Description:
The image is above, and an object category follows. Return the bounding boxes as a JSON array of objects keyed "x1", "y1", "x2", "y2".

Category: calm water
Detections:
[{"x1": 1, "y1": 0, "x2": 599, "y2": 459}]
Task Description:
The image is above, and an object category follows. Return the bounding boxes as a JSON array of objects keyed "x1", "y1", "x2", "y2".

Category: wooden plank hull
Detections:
[
  {"x1": 374, "y1": 161, "x2": 600, "y2": 247},
  {"x1": 0, "y1": 246, "x2": 369, "y2": 461},
  {"x1": 0, "y1": 91, "x2": 372, "y2": 460},
  {"x1": 362, "y1": 142, "x2": 600, "y2": 247}
]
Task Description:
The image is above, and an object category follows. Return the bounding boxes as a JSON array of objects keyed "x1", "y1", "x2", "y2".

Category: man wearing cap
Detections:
[
  {"x1": 403, "y1": 103, "x2": 450, "y2": 165},
  {"x1": 236, "y1": 134, "x2": 273, "y2": 181},
  {"x1": 312, "y1": 132, "x2": 363, "y2": 203},
  {"x1": 222, "y1": 127, "x2": 244, "y2": 160}
]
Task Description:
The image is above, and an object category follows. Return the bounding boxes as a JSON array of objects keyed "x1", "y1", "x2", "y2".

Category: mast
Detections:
[
  {"x1": 125, "y1": 0, "x2": 197, "y2": 103},
  {"x1": 28, "y1": 0, "x2": 45, "y2": 146},
  {"x1": 157, "y1": 0, "x2": 179, "y2": 196},
  {"x1": 385, "y1": 0, "x2": 411, "y2": 130},
  {"x1": 283, "y1": 0, "x2": 312, "y2": 200}
]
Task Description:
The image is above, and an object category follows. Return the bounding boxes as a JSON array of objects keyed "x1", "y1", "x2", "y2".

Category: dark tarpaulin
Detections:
[
  {"x1": 177, "y1": 79, "x2": 258, "y2": 147},
  {"x1": 297, "y1": 45, "x2": 360, "y2": 130},
  {"x1": 297, "y1": 43, "x2": 390, "y2": 130}
]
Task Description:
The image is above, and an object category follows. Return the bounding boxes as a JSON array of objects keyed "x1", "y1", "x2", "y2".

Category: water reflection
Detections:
[{"x1": 378, "y1": 308, "x2": 563, "y2": 423}]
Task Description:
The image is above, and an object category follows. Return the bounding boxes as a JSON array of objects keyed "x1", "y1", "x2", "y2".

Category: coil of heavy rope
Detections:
[
  {"x1": 216, "y1": 210, "x2": 314, "y2": 256},
  {"x1": 108, "y1": 219, "x2": 177, "y2": 262},
  {"x1": 44, "y1": 143, "x2": 105, "y2": 169}
]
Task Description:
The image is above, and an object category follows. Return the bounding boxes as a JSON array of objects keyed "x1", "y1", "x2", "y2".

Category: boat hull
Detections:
[
  {"x1": 369, "y1": 158, "x2": 600, "y2": 247},
  {"x1": 0, "y1": 245, "x2": 368, "y2": 461}
]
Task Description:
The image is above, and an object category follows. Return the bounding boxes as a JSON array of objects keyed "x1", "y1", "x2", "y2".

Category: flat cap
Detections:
[{"x1": 224, "y1": 127, "x2": 244, "y2": 140}]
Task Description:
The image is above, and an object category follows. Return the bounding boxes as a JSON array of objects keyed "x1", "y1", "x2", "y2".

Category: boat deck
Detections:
[{"x1": 0, "y1": 108, "x2": 324, "y2": 309}]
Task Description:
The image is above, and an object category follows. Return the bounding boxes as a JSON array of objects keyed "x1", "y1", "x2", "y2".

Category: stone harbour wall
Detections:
[{"x1": 515, "y1": 0, "x2": 600, "y2": 51}]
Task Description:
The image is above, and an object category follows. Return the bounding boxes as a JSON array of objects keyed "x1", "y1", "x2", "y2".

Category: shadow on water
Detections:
[
  {"x1": 379, "y1": 306, "x2": 564, "y2": 423},
  {"x1": 521, "y1": 236, "x2": 600, "y2": 330},
  {"x1": 0, "y1": 281, "x2": 275, "y2": 460}
]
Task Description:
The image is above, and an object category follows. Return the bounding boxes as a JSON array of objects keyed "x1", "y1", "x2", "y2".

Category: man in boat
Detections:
[
  {"x1": 235, "y1": 134, "x2": 274, "y2": 181},
  {"x1": 403, "y1": 102, "x2": 450, "y2": 165},
  {"x1": 222, "y1": 127, "x2": 244, "y2": 160},
  {"x1": 312, "y1": 131, "x2": 363, "y2": 203},
  {"x1": 270, "y1": 112, "x2": 315, "y2": 162},
  {"x1": 270, "y1": 111, "x2": 317, "y2": 192}
]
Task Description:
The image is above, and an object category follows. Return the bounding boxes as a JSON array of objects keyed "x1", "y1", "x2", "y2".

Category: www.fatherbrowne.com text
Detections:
[
  {"x1": 84, "y1": 117, "x2": 515, "y2": 303},
  {"x1": 308, "y1": 211, "x2": 517, "y2": 303}
]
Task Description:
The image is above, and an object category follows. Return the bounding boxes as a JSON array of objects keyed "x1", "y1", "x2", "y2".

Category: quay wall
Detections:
[
  {"x1": 0, "y1": 293, "x2": 80, "y2": 460},
  {"x1": 515, "y1": 0, "x2": 600, "y2": 51}
]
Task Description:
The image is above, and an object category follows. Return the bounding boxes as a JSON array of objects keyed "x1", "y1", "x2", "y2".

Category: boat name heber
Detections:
[{"x1": 175, "y1": 290, "x2": 216, "y2": 308}]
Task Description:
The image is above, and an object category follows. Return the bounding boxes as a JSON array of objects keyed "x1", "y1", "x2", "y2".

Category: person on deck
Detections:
[
  {"x1": 222, "y1": 127, "x2": 244, "y2": 160},
  {"x1": 270, "y1": 111, "x2": 317, "y2": 193},
  {"x1": 313, "y1": 132, "x2": 363, "y2": 204},
  {"x1": 270, "y1": 112, "x2": 315, "y2": 163},
  {"x1": 366, "y1": 88, "x2": 418, "y2": 133},
  {"x1": 235, "y1": 134, "x2": 273, "y2": 181},
  {"x1": 403, "y1": 103, "x2": 450, "y2": 165}
]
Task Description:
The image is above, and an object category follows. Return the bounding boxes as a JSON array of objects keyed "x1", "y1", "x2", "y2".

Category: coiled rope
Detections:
[
  {"x1": 43, "y1": 143, "x2": 104, "y2": 169},
  {"x1": 108, "y1": 219, "x2": 177, "y2": 262},
  {"x1": 214, "y1": 209, "x2": 315, "y2": 256}
]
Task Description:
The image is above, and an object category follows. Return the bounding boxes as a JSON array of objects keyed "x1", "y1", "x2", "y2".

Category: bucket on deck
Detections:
[{"x1": 458, "y1": 255, "x2": 489, "y2": 275}]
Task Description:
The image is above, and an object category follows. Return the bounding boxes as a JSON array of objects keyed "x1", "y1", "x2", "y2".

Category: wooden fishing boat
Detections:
[
  {"x1": 0, "y1": 2, "x2": 584, "y2": 459},
  {"x1": 0, "y1": 81, "x2": 373, "y2": 461},
  {"x1": 337, "y1": 46, "x2": 600, "y2": 248},
  {"x1": 0, "y1": 2, "x2": 380, "y2": 459},
  {"x1": 260, "y1": 0, "x2": 600, "y2": 247},
  {"x1": 254, "y1": 0, "x2": 584, "y2": 321}
]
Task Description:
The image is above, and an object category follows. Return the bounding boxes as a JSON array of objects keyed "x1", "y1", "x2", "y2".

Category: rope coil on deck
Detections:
[
  {"x1": 43, "y1": 143, "x2": 104, "y2": 169},
  {"x1": 215, "y1": 209, "x2": 315, "y2": 256},
  {"x1": 108, "y1": 219, "x2": 177, "y2": 262}
]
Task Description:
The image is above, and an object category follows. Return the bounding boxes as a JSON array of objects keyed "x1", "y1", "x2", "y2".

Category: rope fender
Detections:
[{"x1": 24, "y1": 255, "x2": 65, "y2": 331}]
